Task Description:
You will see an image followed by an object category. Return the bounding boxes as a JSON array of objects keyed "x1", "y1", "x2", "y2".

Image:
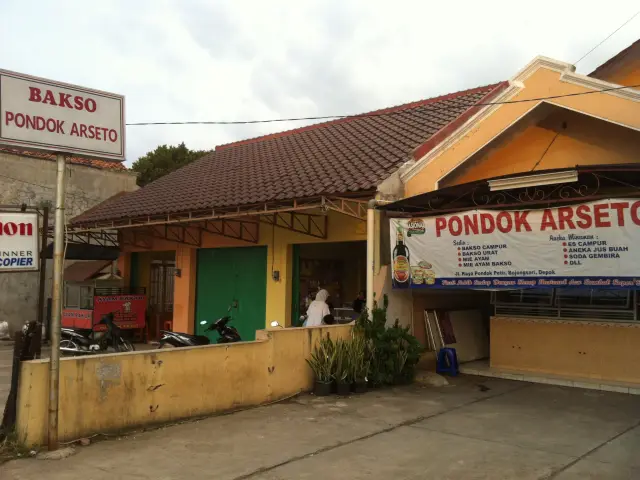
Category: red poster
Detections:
[
  {"x1": 92, "y1": 294, "x2": 147, "y2": 330},
  {"x1": 62, "y1": 309, "x2": 93, "y2": 329}
]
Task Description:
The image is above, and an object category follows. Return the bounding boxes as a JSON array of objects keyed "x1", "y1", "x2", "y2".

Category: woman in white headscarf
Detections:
[{"x1": 305, "y1": 289, "x2": 331, "y2": 327}]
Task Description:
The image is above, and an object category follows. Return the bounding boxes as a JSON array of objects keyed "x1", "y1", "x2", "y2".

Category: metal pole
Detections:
[
  {"x1": 366, "y1": 200, "x2": 376, "y2": 317},
  {"x1": 37, "y1": 206, "x2": 49, "y2": 338},
  {"x1": 48, "y1": 154, "x2": 66, "y2": 451}
]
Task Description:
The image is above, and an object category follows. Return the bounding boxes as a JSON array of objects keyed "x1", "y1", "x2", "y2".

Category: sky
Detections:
[{"x1": 0, "y1": 0, "x2": 638, "y2": 166}]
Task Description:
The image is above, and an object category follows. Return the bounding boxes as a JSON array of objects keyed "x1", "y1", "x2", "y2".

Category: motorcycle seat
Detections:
[
  {"x1": 160, "y1": 330, "x2": 210, "y2": 345},
  {"x1": 63, "y1": 327, "x2": 94, "y2": 336}
]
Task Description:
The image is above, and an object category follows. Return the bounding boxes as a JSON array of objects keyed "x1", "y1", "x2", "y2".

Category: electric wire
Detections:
[{"x1": 125, "y1": 83, "x2": 640, "y2": 126}]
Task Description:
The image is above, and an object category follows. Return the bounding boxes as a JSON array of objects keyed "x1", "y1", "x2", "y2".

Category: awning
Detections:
[
  {"x1": 380, "y1": 164, "x2": 640, "y2": 217},
  {"x1": 44, "y1": 243, "x2": 120, "y2": 261}
]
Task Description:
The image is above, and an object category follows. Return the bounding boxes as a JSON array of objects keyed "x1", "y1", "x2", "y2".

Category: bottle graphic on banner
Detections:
[{"x1": 392, "y1": 225, "x2": 411, "y2": 288}]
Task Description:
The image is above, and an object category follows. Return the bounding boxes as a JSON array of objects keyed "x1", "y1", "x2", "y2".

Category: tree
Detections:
[{"x1": 131, "y1": 143, "x2": 211, "y2": 186}]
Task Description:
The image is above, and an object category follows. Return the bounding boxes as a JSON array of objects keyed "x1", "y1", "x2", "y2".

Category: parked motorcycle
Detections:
[
  {"x1": 158, "y1": 308, "x2": 242, "y2": 348},
  {"x1": 60, "y1": 313, "x2": 135, "y2": 356}
]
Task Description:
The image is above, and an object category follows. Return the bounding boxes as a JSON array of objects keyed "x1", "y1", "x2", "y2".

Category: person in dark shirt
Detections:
[{"x1": 352, "y1": 290, "x2": 366, "y2": 314}]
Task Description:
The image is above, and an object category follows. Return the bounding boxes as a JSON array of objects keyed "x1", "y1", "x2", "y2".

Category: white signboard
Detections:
[
  {"x1": 0, "y1": 69, "x2": 125, "y2": 161},
  {"x1": 0, "y1": 211, "x2": 39, "y2": 272},
  {"x1": 390, "y1": 199, "x2": 640, "y2": 290}
]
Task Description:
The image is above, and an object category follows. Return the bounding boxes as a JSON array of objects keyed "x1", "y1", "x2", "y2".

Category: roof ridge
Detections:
[{"x1": 216, "y1": 82, "x2": 504, "y2": 150}]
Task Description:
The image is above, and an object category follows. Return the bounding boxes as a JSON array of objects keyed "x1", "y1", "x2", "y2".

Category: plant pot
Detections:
[
  {"x1": 353, "y1": 380, "x2": 368, "y2": 394},
  {"x1": 314, "y1": 380, "x2": 332, "y2": 396},
  {"x1": 336, "y1": 381, "x2": 351, "y2": 396}
]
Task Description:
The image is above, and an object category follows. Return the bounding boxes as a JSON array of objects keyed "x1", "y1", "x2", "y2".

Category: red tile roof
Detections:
[
  {"x1": 589, "y1": 38, "x2": 640, "y2": 80},
  {"x1": 64, "y1": 260, "x2": 112, "y2": 282},
  {"x1": 71, "y1": 82, "x2": 505, "y2": 226},
  {"x1": 0, "y1": 147, "x2": 127, "y2": 171}
]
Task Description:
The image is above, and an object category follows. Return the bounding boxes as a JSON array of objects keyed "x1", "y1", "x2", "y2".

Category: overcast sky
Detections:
[{"x1": 1, "y1": 0, "x2": 638, "y2": 166}]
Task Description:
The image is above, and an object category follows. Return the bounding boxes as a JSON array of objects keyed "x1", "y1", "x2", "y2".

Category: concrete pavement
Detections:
[{"x1": 3, "y1": 376, "x2": 640, "y2": 479}]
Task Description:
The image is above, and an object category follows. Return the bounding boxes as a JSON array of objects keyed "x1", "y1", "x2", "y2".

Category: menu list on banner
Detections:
[{"x1": 390, "y1": 199, "x2": 640, "y2": 290}]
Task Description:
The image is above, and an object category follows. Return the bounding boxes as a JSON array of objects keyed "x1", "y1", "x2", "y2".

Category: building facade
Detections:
[
  {"x1": 381, "y1": 44, "x2": 640, "y2": 385},
  {"x1": 0, "y1": 148, "x2": 138, "y2": 335}
]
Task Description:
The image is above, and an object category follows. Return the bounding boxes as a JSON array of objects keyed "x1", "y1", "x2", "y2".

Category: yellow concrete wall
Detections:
[
  {"x1": 491, "y1": 316, "x2": 640, "y2": 383},
  {"x1": 405, "y1": 67, "x2": 640, "y2": 197},
  {"x1": 16, "y1": 324, "x2": 353, "y2": 447}
]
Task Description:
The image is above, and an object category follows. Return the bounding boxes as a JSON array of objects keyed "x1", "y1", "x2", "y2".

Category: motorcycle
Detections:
[
  {"x1": 158, "y1": 309, "x2": 242, "y2": 348},
  {"x1": 60, "y1": 313, "x2": 135, "y2": 356}
]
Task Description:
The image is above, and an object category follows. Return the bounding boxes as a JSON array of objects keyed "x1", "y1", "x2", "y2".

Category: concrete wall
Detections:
[
  {"x1": 0, "y1": 152, "x2": 138, "y2": 334},
  {"x1": 16, "y1": 324, "x2": 352, "y2": 446},
  {"x1": 491, "y1": 316, "x2": 640, "y2": 384}
]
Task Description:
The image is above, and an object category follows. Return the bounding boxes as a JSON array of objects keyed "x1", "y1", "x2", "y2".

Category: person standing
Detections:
[{"x1": 305, "y1": 289, "x2": 331, "y2": 327}]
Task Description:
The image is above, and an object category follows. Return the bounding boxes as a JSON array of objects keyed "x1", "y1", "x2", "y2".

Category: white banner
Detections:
[
  {"x1": 390, "y1": 199, "x2": 640, "y2": 290},
  {"x1": 0, "y1": 211, "x2": 39, "y2": 272}
]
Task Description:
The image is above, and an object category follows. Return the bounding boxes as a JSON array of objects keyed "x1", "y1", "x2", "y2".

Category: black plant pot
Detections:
[
  {"x1": 336, "y1": 381, "x2": 351, "y2": 396},
  {"x1": 353, "y1": 380, "x2": 368, "y2": 394},
  {"x1": 314, "y1": 380, "x2": 332, "y2": 396}
]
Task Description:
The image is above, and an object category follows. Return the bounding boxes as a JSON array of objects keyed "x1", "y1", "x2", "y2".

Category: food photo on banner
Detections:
[{"x1": 390, "y1": 199, "x2": 640, "y2": 290}]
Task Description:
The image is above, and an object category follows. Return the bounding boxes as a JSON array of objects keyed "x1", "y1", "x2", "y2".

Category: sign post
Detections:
[
  {"x1": 47, "y1": 153, "x2": 66, "y2": 451},
  {"x1": 0, "y1": 69, "x2": 125, "y2": 450}
]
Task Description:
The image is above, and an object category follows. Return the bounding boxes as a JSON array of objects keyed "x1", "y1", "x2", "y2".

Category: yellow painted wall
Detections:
[
  {"x1": 16, "y1": 324, "x2": 353, "y2": 446},
  {"x1": 445, "y1": 109, "x2": 640, "y2": 185},
  {"x1": 491, "y1": 316, "x2": 640, "y2": 384},
  {"x1": 405, "y1": 67, "x2": 640, "y2": 196},
  {"x1": 120, "y1": 211, "x2": 367, "y2": 330}
]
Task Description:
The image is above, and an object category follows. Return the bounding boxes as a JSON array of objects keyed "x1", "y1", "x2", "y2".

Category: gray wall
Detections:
[{"x1": 0, "y1": 152, "x2": 138, "y2": 335}]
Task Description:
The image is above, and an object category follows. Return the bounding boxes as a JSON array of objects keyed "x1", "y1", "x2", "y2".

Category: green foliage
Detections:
[
  {"x1": 355, "y1": 295, "x2": 422, "y2": 386},
  {"x1": 332, "y1": 339, "x2": 350, "y2": 383},
  {"x1": 348, "y1": 333, "x2": 370, "y2": 383},
  {"x1": 131, "y1": 142, "x2": 212, "y2": 186},
  {"x1": 306, "y1": 334, "x2": 335, "y2": 383}
]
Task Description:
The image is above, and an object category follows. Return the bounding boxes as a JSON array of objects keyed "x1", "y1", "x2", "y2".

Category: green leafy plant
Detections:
[
  {"x1": 348, "y1": 333, "x2": 370, "y2": 383},
  {"x1": 355, "y1": 294, "x2": 422, "y2": 386},
  {"x1": 306, "y1": 334, "x2": 335, "y2": 383},
  {"x1": 332, "y1": 338, "x2": 350, "y2": 383}
]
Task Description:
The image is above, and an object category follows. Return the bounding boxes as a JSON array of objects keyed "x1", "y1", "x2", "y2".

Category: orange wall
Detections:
[
  {"x1": 445, "y1": 109, "x2": 640, "y2": 185},
  {"x1": 405, "y1": 67, "x2": 640, "y2": 197},
  {"x1": 491, "y1": 316, "x2": 640, "y2": 384}
]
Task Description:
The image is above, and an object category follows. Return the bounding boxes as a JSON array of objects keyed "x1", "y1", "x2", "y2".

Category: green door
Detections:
[{"x1": 195, "y1": 246, "x2": 267, "y2": 342}]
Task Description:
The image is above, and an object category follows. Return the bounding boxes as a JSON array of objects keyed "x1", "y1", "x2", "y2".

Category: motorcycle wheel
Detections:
[
  {"x1": 118, "y1": 339, "x2": 136, "y2": 352},
  {"x1": 60, "y1": 339, "x2": 80, "y2": 356}
]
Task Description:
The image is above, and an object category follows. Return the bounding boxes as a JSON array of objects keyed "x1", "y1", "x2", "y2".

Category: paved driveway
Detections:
[{"x1": 3, "y1": 376, "x2": 640, "y2": 479}]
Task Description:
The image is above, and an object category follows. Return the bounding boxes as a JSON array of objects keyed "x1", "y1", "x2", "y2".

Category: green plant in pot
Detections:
[
  {"x1": 333, "y1": 338, "x2": 351, "y2": 396},
  {"x1": 307, "y1": 334, "x2": 335, "y2": 396},
  {"x1": 349, "y1": 333, "x2": 370, "y2": 393}
]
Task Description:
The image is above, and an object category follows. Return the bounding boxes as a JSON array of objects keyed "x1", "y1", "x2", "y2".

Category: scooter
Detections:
[
  {"x1": 60, "y1": 313, "x2": 135, "y2": 355},
  {"x1": 158, "y1": 309, "x2": 242, "y2": 348}
]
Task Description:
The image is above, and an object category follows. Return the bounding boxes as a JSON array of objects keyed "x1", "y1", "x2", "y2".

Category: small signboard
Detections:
[
  {"x1": 0, "y1": 69, "x2": 125, "y2": 161},
  {"x1": 0, "y1": 211, "x2": 39, "y2": 272},
  {"x1": 93, "y1": 294, "x2": 146, "y2": 330},
  {"x1": 62, "y1": 308, "x2": 93, "y2": 329}
]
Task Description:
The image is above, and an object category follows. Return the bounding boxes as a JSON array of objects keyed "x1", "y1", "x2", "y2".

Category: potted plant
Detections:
[
  {"x1": 307, "y1": 335, "x2": 335, "y2": 396},
  {"x1": 333, "y1": 339, "x2": 351, "y2": 396},
  {"x1": 350, "y1": 334, "x2": 370, "y2": 393}
]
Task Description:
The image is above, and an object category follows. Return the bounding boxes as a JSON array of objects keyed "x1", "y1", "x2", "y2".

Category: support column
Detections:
[
  {"x1": 265, "y1": 225, "x2": 293, "y2": 327},
  {"x1": 173, "y1": 246, "x2": 197, "y2": 334},
  {"x1": 117, "y1": 252, "x2": 131, "y2": 286}
]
